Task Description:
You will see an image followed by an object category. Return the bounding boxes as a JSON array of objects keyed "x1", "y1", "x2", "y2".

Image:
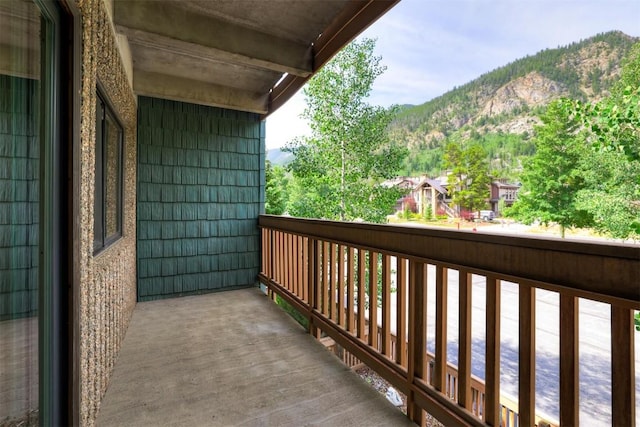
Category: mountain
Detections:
[
  {"x1": 266, "y1": 148, "x2": 294, "y2": 166},
  {"x1": 392, "y1": 31, "x2": 639, "y2": 177}
]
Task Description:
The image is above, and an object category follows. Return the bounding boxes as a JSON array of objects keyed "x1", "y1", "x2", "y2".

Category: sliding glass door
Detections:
[{"x1": 0, "y1": 1, "x2": 70, "y2": 424}]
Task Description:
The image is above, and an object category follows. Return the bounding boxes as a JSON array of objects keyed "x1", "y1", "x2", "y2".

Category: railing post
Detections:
[
  {"x1": 611, "y1": 305, "x2": 635, "y2": 427},
  {"x1": 408, "y1": 260, "x2": 426, "y2": 426}
]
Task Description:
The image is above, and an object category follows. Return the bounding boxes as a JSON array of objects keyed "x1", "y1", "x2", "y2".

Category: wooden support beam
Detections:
[{"x1": 114, "y1": 1, "x2": 312, "y2": 76}]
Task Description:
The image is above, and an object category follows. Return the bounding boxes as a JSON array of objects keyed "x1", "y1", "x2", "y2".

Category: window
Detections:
[{"x1": 94, "y1": 90, "x2": 123, "y2": 252}]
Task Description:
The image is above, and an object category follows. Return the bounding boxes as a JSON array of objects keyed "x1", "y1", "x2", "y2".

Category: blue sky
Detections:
[{"x1": 265, "y1": 0, "x2": 640, "y2": 149}]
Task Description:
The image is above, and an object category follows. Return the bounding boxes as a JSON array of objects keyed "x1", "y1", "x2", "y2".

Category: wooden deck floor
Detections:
[{"x1": 96, "y1": 287, "x2": 413, "y2": 426}]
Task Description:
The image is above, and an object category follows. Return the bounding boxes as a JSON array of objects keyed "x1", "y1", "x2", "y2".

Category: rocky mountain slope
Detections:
[{"x1": 392, "y1": 31, "x2": 639, "y2": 176}]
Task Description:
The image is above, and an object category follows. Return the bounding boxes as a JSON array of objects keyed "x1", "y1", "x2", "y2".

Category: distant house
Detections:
[
  {"x1": 414, "y1": 176, "x2": 454, "y2": 218},
  {"x1": 381, "y1": 177, "x2": 420, "y2": 212},
  {"x1": 490, "y1": 179, "x2": 521, "y2": 215}
]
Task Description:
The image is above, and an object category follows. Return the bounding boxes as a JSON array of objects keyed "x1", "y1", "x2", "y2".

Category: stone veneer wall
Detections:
[
  {"x1": 76, "y1": 0, "x2": 137, "y2": 424},
  {"x1": 137, "y1": 97, "x2": 264, "y2": 300}
]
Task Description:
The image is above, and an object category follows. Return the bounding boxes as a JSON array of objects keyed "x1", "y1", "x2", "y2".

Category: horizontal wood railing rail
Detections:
[{"x1": 258, "y1": 215, "x2": 639, "y2": 427}]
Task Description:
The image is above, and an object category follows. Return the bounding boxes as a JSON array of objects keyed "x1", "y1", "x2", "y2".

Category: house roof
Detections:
[
  {"x1": 492, "y1": 181, "x2": 521, "y2": 189},
  {"x1": 415, "y1": 177, "x2": 448, "y2": 195},
  {"x1": 113, "y1": 0, "x2": 399, "y2": 117}
]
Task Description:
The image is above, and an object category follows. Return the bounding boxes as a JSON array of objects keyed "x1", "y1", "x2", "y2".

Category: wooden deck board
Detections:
[{"x1": 96, "y1": 287, "x2": 413, "y2": 426}]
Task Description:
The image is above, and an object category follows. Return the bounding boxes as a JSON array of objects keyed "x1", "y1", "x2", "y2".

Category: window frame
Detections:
[{"x1": 93, "y1": 87, "x2": 124, "y2": 254}]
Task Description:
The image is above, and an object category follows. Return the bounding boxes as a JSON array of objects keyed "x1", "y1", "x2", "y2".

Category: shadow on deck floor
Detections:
[{"x1": 96, "y1": 287, "x2": 414, "y2": 426}]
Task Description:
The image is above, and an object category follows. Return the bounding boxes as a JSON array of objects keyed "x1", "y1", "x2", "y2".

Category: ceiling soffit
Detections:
[{"x1": 113, "y1": 0, "x2": 399, "y2": 115}]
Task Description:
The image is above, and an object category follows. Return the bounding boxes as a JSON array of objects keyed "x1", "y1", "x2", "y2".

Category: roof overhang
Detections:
[{"x1": 113, "y1": 0, "x2": 399, "y2": 117}]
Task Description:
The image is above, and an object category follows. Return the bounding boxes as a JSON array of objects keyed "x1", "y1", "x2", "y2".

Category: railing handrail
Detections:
[{"x1": 259, "y1": 215, "x2": 640, "y2": 307}]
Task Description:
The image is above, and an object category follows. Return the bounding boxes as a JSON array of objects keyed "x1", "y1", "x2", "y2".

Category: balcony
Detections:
[{"x1": 97, "y1": 215, "x2": 638, "y2": 426}]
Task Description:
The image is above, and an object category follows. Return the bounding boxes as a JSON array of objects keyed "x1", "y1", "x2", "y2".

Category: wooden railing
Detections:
[{"x1": 258, "y1": 215, "x2": 639, "y2": 427}]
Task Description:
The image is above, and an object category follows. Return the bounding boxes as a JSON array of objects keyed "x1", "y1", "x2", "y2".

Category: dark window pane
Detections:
[
  {"x1": 94, "y1": 98, "x2": 104, "y2": 251},
  {"x1": 104, "y1": 111, "x2": 121, "y2": 240},
  {"x1": 94, "y1": 92, "x2": 123, "y2": 252}
]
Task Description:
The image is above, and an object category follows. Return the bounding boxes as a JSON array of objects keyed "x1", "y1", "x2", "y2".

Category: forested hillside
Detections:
[{"x1": 392, "y1": 31, "x2": 639, "y2": 177}]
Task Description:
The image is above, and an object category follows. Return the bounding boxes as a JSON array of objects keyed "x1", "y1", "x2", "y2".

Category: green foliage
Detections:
[
  {"x1": 275, "y1": 295, "x2": 309, "y2": 329},
  {"x1": 444, "y1": 141, "x2": 492, "y2": 214},
  {"x1": 574, "y1": 149, "x2": 640, "y2": 239},
  {"x1": 285, "y1": 38, "x2": 407, "y2": 223},
  {"x1": 563, "y1": 42, "x2": 640, "y2": 237},
  {"x1": 265, "y1": 160, "x2": 289, "y2": 215},
  {"x1": 635, "y1": 312, "x2": 640, "y2": 332},
  {"x1": 424, "y1": 204, "x2": 433, "y2": 221},
  {"x1": 508, "y1": 99, "x2": 593, "y2": 237}
]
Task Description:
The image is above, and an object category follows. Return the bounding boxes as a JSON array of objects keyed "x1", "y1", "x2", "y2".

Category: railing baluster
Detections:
[
  {"x1": 381, "y1": 254, "x2": 391, "y2": 357},
  {"x1": 396, "y1": 257, "x2": 407, "y2": 367},
  {"x1": 322, "y1": 242, "x2": 329, "y2": 317},
  {"x1": 277, "y1": 231, "x2": 283, "y2": 285},
  {"x1": 297, "y1": 236, "x2": 304, "y2": 300},
  {"x1": 408, "y1": 260, "x2": 427, "y2": 425},
  {"x1": 308, "y1": 238, "x2": 319, "y2": 338},
  {"x1": 291, "y1": 234, "x2": 297, "y2": 295},
  {"x1": 286, "y1": 233, "x2": 292, "y2": 292},
  {"x1": 559, "y1": 294, "x2": 579, "y2": 427},
  {"x1": 369, "y1": 251, "x2": 379, "y2": 350},
  {"x1": 611, "y1": 305, "x2": 636, "y2": 427},
  {"x1": 346, "y1": 247, "x2": 355, "y2": 333},
  {"x1": 336, "y1": 245, "x2": 346, "y2": 328},
  {"x1": 458, "y1": 270, "x2": 472, "y2": 410},
  {"x1": 519, "y1": 283, "x2": 536, "y2": 427},
  {"x1": 357, "y1": 249, "x2": 366, "y2": 341},
  {"x1": 434, "y1": 265, "x2": 448, "y2": 393},
  {"x1": 485, "y1": 276, "x2": 501, "y2": 426},
  {"x1": 329, "y1": 243, "x2": 337, "y2": 322}
]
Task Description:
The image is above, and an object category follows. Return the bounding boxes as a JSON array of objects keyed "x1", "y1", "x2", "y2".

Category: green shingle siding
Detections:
[
  {"x1": 0, "y1": 75, "x2": 39, "y2": 320},
  {"x1": 137, "y1": 97, "x2": 263, "y2": 300}
]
